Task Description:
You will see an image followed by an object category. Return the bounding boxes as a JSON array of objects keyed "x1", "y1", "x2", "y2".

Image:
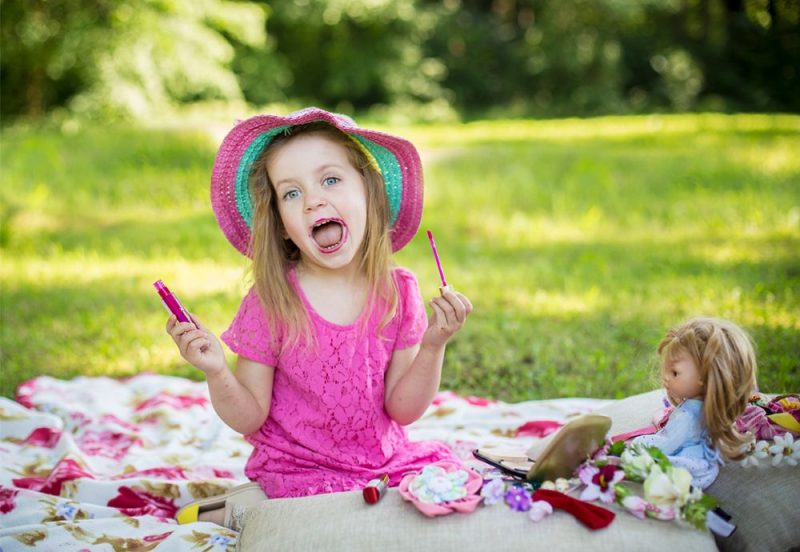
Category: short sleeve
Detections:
[
  {"x1": 221, "y1": 286, "x2": 281, "y2": 366},
  {"x1": 632, "y1": 406, "x2": 695, "y2": 455},
  {"x1": 392, "y1": 267, "x2": 428, "y2": 350}
]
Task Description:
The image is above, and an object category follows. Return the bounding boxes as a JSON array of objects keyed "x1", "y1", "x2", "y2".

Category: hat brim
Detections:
[{"x1": 211, "y1": 108, "x2": 423, "y2": 256}]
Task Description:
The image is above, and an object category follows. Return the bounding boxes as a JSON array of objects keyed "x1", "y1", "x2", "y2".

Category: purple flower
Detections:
[
  {"x1": 504, "y1": 486, "x2": 532, "y2": 512},
  {"x1": 480, "y1": 478, "x2": 505, "y2": 506}
]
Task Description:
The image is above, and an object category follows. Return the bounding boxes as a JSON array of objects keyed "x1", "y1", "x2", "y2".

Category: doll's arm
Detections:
[{"x1": 631, "y1": 407, "x2": 694, "y2": 455}]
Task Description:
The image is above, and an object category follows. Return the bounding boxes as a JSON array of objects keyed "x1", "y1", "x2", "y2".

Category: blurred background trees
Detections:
[{"x1": 2, "y1": 0, "x2": 798, "y2": 122}]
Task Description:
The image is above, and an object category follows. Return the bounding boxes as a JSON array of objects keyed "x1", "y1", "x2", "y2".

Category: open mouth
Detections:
[{"x1": 310, "y1": 218, "x2": 348, "y2": 254}]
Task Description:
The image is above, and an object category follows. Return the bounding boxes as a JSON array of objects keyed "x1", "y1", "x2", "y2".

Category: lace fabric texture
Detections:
[{"x1": 221, "y1": 267, "x2": 455, "y2": 498}]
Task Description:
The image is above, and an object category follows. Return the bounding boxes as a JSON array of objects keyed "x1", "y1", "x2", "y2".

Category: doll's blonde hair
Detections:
[
  {"x1": 247, "y1": 122, "x2": 397, "y2": 346},
  {"x1": 658, "y1": 317, "x2": 757, "y2": 459}
]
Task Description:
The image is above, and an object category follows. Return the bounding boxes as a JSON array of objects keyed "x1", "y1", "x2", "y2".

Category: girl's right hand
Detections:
[{"x1": 166, "y1": 315, "x2": 226, "y2": 376}]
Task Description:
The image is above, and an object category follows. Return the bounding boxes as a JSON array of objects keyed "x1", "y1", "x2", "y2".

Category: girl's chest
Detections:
[
  {"x1": 299, "y1": 282, "x2": 368, "y2": 326},
  {"x1": 280, "y1": 327, "x2": 395, "y2": 390}
]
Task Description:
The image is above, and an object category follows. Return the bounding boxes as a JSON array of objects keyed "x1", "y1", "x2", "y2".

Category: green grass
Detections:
[{"x1": 2, "y1": 113, "x2": 798, "y2": 402}]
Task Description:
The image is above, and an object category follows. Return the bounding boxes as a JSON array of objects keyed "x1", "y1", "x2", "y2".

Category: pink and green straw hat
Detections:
[{"x1": 211, "y1": 107, "x2": 424, "y2": 256}]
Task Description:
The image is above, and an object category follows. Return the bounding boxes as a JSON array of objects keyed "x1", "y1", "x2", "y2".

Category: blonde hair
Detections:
[
  {"x1": 658, "y1": 317, "x2": 758, "y2": 459},
  {"x1": 247, "y1": 122, "x2": 398, "y2": 345}
]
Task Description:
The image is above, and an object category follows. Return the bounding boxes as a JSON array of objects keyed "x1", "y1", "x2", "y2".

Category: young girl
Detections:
[
  {"x1": 632, "y1": 316, "x2": 757, "y2": 489},
  {"x1": 167, "y1": 108, "x2": 472, "y2": 528}
]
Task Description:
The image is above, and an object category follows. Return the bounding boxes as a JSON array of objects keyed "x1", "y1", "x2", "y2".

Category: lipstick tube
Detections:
[
  {"x1": 153, "y1": 280, "x2": 192, "y2": 324},
  {"x1": 362, "y1": 474, "x2": 389, "y2": 504}
]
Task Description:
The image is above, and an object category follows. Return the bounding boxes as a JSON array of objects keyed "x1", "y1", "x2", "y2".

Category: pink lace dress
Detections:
[{"x1": 221, "y1": 267, "x2": 456, "y2": 498}]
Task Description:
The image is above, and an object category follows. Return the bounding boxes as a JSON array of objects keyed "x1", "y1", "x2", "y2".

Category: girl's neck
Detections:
[
  {"x1": 293, "y1": 262, "x2": 370, "y2": 326},
  {"x1": 294, "y1": 259, "x2": 365, "y2": 285}
]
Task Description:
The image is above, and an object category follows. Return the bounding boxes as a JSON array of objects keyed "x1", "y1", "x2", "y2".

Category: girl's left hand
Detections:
[{"x1": 422, "y1": 287, "x2": 473, "y2": 348}]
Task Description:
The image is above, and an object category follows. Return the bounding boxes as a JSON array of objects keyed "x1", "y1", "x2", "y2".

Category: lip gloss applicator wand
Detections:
[{"x1": 426, "y1": 230, "x2": 450, "y2": 293}]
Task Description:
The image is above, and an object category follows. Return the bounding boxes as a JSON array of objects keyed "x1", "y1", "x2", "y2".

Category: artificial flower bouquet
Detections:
[{"x1": 576, "y1": 440, "x2": 717, "y2": 530}]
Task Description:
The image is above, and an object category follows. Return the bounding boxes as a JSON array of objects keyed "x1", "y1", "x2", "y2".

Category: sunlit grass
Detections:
[{"x1": 2, "y1": 114, "x2": 798, "y2": 401}]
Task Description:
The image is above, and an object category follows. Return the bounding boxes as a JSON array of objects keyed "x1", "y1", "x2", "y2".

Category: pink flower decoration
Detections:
[
  {"x1": 134, "y1": 392, "x2": 208, "y2": 412},
  {"x1": 113, "y1": 466, "x2": 189, "y2": 480},
  {"x1": 464, "y1": 396, "x2": 496, "y2": 407},
  {"x1": 516, "y1": 420, "x2": 563, "y2": 438},
  {"x1": 14, "y1": 378, "x2": 39, "y2": 408},
  {"x1": 0, "y1": 486, "x2": 19, "y2": 514},
  {"x1": 620, "y1": 494, "x2": 648, "y2": 520},
  {"x1": 12, "y1": 457, "x2": 94, "y2": 495},
  {"x1": 77, "y1": 430, "x2": 141, "y2": 461},
  {"x1": 579, "y1": 464, "x2": 623, "y2": 504},
  {"x1": 645, "y1": 502, "x2": 676, "y2": 521},
  {"x1": 736, "y1": 405, "x2": 783, "y2": 440},
  {"x1": 399, "y1": 461, "x2": 483, "y2": 517},
  {"x1": 107, "y1": 486, "x2": 178, "y2": 518},
  {"x1": 21, "y1": 427, "x2": 62, "y2": 448}
]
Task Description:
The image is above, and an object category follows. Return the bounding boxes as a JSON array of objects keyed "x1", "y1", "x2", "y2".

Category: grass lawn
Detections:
[{"x1": 1, "y1": 113, "x2": 798, "y2": 402}]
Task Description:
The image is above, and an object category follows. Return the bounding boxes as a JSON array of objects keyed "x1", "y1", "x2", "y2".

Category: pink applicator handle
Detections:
[{"x1": 426, "y1": 230, "x2": 449, "y2": 292}]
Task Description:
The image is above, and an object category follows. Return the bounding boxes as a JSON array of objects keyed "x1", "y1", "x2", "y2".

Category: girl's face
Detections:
[
  {"x1": 661, "y1": 350, "x2": 704, "y2": 404},
  {"x1": 268, "y1": 133, "x2": 368, "y2": 274}
]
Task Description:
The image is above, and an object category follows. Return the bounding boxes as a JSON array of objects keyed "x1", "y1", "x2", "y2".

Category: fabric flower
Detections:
[
  {"x1": 644, "y1": 502, "x2": 676, "y2": 521},
  {"x1": 643, "y1": 465, "x2": 692, "y2": 510},
  {"x1": 398, "y1": 461, "x2": 483, "y2": 517},
  {"x1": 768, "y1": 432, "x2": 800, "y2": 466},
  {"x1": 479, "y1": 477, "x2": 505, "y2": 505},
  {"x1": 736, "y1": 405, "x2": 782, "y2": 440},
  {"x1": 0, "y1": 486, "x2": 19, "y2": 514},
  {"x1": 620, "y1": 494, "x2": 648, "y2": 520},
  {"x1": 554, "y1": 478, "x2": 572, "y2": 492},
  {"x1": 739, "y1": 438, "x2": 770, "y2": 467},
  {"x1": 768, "y1": 395, "x2": 800, "y2": 414},
  {"x1": 620, "y1": 445, "x2": 655, "y2": 480},
  {"x1": 504, "y1": 486, "x2": 532, "y2": 512},
  {"x1": 528, "y1": 500, "x2": 553, "y2": 522},
  {"x1": 579, "y1": 464, "x2": 623, "y2": 504},
  {"x1": 55, "y1": 501, "x2": 79, "y2": 521},
  {"x1": 408, "y1": 464, "x2": 469, "y2": 504}
]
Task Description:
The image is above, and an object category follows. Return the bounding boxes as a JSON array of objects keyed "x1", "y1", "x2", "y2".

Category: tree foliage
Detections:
[
  {"x1": 1, "y1": 0, "x2": 797, "y2": 121},
  {"x1": 1, "y1": 0, "x2": 266, "y2": 120}
]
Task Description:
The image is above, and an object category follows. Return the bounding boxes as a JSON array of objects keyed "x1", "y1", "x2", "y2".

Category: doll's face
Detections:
[{"x1": 661, "y1": 350, "x2": 704, "y2": 404}]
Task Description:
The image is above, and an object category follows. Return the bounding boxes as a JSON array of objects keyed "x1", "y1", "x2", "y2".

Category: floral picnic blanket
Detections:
[{"x1": 0, "y1": 374, "x2": 610, "y2": 551}]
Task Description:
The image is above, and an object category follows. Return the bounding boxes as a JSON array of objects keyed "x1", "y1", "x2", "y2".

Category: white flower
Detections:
[
  {"x1": 554, "y1": 478, "x2": 571, "y2": 492},
  {"x1": 740, "y1": 438, "x2": 770, "y2": 467},
  {"x1": 768, "y1": 433, "x2": 800, "y2": 467},
  {"x1": 540, "y1": 480, "x2": 557, "y2": 491},
  {"x1": 528, "y1": 500, "x2": 553, "y2": 522},
  {"x1": 643, "y1": 465, "x2": 693, "y2": 509},
  {"x1": 621, "y1": 445, "x2": 655, "y2": 478}
]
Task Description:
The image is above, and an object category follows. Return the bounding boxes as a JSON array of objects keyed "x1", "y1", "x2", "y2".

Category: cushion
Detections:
[
  {"x1": 236, "y1": 485, "x2": 714, "y2": 552},
  {"x1": 594, "y1": 390, "x2": 800, "y2": 552}
]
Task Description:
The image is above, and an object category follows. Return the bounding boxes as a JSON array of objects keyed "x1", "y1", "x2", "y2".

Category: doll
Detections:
[{"x1": 632, "y1": 317, "x2": 757, "y2": 489}]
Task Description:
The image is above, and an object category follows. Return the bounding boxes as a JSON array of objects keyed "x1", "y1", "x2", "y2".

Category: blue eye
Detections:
[
  {"x1": 283, "y1": 189, "x2": 300, "y2": 201},
  {"x1": 323, "y1": 176, "x2": 339, "y2": 186}
]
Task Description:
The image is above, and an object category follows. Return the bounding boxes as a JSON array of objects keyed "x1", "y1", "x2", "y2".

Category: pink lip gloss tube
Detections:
[{"x1": 153, "y1": 280, "x2": 193, "y2": 324}]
